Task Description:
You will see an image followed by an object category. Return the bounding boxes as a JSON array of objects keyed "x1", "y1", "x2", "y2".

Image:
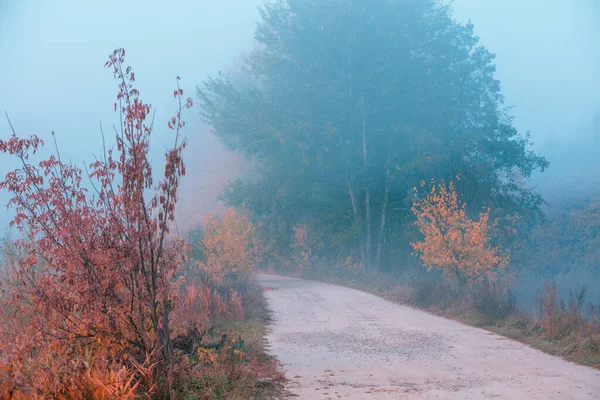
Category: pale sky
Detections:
[
  {"x1": 1, "y1": 0, "x2": 598, "y2": 230},
  {"x1": 453, "y1": 0, "x2": 600, "y2": 144}
]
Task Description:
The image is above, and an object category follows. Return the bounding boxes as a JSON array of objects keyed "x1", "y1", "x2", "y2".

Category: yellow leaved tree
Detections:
[
  {"x1": 199, "y1": 209, "x2": 262, "y2": 285},
  {"x1": 411, "y1": 180, "x2": 508, "y2": 283}
]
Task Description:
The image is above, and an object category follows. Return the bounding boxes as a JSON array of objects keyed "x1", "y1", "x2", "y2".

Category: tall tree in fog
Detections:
[{"x1": 197, "y1": 0, "x2": 547, "y2": 271}]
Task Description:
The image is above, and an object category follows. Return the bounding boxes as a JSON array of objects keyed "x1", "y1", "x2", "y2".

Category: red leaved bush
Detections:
[{"x1": 0, "y1": 48, "x2": 193, "y2": 397}]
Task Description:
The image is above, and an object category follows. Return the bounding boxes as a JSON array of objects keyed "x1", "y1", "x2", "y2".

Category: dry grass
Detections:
[
  {"x1": 172, "y1": 284, "x2": 284, "y2": 399},
  {"x1": 0, "y1": 208, "x2": 282, "y2": 399},
  {"x1": 0, "y1": 277, "x2": 283, "y2": 400}
]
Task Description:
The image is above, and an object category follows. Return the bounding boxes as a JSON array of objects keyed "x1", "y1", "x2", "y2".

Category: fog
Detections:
[
  {"x1": 1, "y1": 0, "x2": 599, "y2": 307},
  {"x1": 452, "y1": 0, "x2": 600, "y2": 201},
  {"x1": 455, "y1": 0, "x2": 599, "y2": 142},
  {"x1": 0, "y1": 0, "x2": 261, "y2": 231},
  {"x1": 3, "y1": 3, "x2": 600, "y2": 394},
  {"x1": 1, "y1": 0, "x2": 598, "y2": 230}
]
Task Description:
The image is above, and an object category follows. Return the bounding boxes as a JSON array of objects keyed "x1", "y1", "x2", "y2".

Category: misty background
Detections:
[{"x1": 1, "y1": 0, "x2": 599, "y2": 303}]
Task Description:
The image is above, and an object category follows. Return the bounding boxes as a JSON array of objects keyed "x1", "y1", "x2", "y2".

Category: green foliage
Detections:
[
  {"x1": 198, "y1": 0, "x2": 547, "y2": 271},
  {"x1": 529, "y1": 195, "x2": 600, "y2": 276}
]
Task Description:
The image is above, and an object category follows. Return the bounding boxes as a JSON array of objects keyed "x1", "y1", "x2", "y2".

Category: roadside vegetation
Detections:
[
  {"x1": 265, "y1": 181, "x2": 600, "y2": 369},
  {"x1": 2, "y1": 0, "x2": 598, "y2": 397},
  {"x1": 197, "y1": 0, "x2": 600, "y2": 371},
  {"x1": 0, "y1": 51, "x2": 280, "y2": 399}
]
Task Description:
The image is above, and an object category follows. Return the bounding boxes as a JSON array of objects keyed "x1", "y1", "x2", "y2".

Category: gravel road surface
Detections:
[{"x1": 258, "y1": 274, "x2": 600, "y2": 399}]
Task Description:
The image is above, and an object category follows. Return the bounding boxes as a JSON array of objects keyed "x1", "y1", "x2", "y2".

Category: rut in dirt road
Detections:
[{"x1": 258, "y1": 274, "x2": 600, "y2": 400}]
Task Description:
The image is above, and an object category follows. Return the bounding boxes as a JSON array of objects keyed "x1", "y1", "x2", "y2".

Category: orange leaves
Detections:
[
  {"x1": 291, "y1": 224, "x2": 319, "y2": 272},
  {"x1": 169, "y1": 210, "x2": 260, "y2": 338},
  {"x1": 198, "y1": 209, "x2": 262, "y2": 285},
  {"x1": 411, "y1": 180, "x2": 508, "y2": 282}
]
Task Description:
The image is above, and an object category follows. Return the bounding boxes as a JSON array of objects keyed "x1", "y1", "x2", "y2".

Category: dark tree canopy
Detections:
[{"x1": 197, "y1": 0, "x2": 548, "y2": 271}]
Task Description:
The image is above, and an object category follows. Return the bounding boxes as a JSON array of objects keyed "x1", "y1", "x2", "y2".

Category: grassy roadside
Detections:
[
  {"x1": 176, "y1": 282, "x2": 284, "y2": 399},
  {"x1": 272, "y1": 268, "x2": 600, "y2": 370}
]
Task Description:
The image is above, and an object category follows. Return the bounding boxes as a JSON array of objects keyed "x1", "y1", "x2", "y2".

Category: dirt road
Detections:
[{"x1": 258, "y1": 274, "x2": 600, "y2": 399}]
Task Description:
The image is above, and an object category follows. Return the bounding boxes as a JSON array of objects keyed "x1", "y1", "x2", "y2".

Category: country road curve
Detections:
[{"x1": 258, "y1": 274, "x2": 600, "y2": 400}]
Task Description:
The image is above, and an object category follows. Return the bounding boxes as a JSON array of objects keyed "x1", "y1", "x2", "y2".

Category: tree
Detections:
[
  {"x1": 0, "y1": 48, "x2": 193, "y2": 395},
  {"x1": 198, "y1": 209, "x2": 262, "y2": 286},
  {"x1": 529, "y1": 194, "x2": 600, "y2": 276},
  {"x1": 411, "y1": 180, "x2": 508, "y2": 282},
  {"x1": 197, "y1": 0, "x2": 547, "y2": 272}
]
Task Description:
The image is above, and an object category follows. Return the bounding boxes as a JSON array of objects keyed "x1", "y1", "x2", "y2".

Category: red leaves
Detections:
[
  {"x1": 173, "y1": 88, "x2": 185, "y2": 99},
  {"x1": 0, "y1": 47, "x2": 193, "y2": 395},
  {"x1": 168, "y1": 116, "x2": 178, "y2": 130},
  {"x1": 0, "y1": 135, "x2": 44, "y2": 159}
]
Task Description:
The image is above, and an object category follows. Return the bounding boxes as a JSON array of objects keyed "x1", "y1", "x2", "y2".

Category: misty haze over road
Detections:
[
  {"x1": 1, "y1": 0, "x2": 598, "y2": 229},
  {"x1": 1, "y1": 0, "x2": 600, "y2": 398},
  {"x1": 260, "y1": 274, "x2": 600, "y2": 399}
]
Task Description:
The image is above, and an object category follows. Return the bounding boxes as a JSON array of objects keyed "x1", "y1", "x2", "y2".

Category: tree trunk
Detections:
[
  {"x1": 348, "y1": 180, "x2": 366, "y2": 268},
  {"x1": 161, "y1": 290, "x2": 174, "y2": 360},
  {"x1": 362, "y1": 94, "x2": 372, "y2": 271},
  {"x1": 376, "y1": 151, "x2": 391, "y2": 267}
]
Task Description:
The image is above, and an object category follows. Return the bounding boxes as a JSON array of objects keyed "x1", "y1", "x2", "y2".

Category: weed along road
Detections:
[{"x1": 258, "y1": 274, "x2": 600, "y2": 399}]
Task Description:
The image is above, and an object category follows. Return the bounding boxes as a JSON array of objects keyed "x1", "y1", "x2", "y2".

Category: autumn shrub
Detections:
[
  {"x1": 170, "y1": 277, "x2": 245, "y2": 339},
  {"x1": 411, "y1": 180, "x2": 508, "y2": 284},
  {"x1": 166, "y1": 209, "x2": 272, "y2": 397},
  {"x1": 0, "y1": 336, "x2": 143, "y2": 399},
  {"x1": 1, "y1": 212, "x2": 273, "y2": 399},
  {"x1": 291, "y1": 224, "x2": 313, "y2": 273},
  {"x1": 171, "y1": 209, "x2": 263, "y2": 334},
  {"x1": 534, "y1": 280, "x2": 561, "y2": 338},
  {"x1": 532, "y1": 281, "x2": 598, "y2": 340},
  {"x1": 198, "y1": 210, "x2": 262, "y2": 287},
  {"x1": 0, "y1": 48, "x2": 196, "y2": 398},
  {"x1": 169, "y1": 282, "x2": 281, "y2": 399}
]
